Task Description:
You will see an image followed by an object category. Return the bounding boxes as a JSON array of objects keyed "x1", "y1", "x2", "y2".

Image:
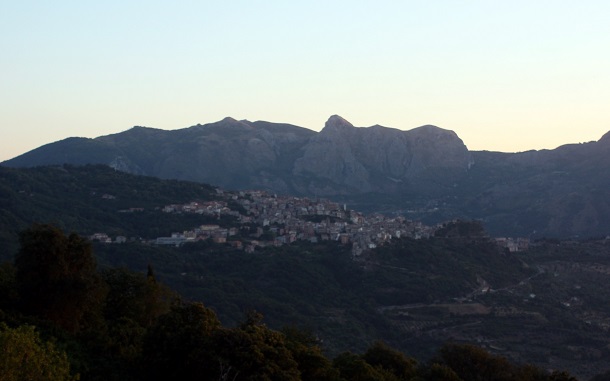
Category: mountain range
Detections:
[{"x1": 3, "y1": 115, "x2": 610, "y2": 239}]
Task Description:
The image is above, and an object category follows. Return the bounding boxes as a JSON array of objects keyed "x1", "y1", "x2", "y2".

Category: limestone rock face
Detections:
[
  {"x1": 293, "y1": 116, "x2": 372, "y2": 193},
  {"x1": 148, "y1": 117, "x2": 315, "y2": 191},
  {"x1": 26, "y1": 118, "x2": 316, "y2": 192},
  {"x1": 293, "y1": 115, "x2": 471, "y2": 194},
  {"x1": 404, "y1": 124, "x2": 472, "y2": 175}
]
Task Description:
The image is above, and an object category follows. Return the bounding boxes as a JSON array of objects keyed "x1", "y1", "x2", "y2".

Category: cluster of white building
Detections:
[
  {"x1": 90, "y1": 189, "x2": 530, "y2": 256},
  {"x1": 154, "y1": 190, "x2": 436, "y2": 256}
]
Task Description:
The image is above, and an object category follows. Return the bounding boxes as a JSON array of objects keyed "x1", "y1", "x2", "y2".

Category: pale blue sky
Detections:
[{"x1": 2, "y1": 1, "x2": 609, "y2": 161}]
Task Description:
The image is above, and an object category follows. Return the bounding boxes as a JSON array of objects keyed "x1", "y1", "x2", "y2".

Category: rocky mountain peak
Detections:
[
  {"x1": 409, "y1": 124, "x2": 459, "y2": 139},
  {"x1": 216, "y1": 117, "x2": 254, "y2": 130},
  {"x1": 324, "y1": 115, "x2": 354, "y2": 129}
]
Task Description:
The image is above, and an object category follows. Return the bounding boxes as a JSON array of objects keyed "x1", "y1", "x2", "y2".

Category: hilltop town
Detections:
[{"x1": 90, "y1": 188, "x2": 528, "y2": 256}]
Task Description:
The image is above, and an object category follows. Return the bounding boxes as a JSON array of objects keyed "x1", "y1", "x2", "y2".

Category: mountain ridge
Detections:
[{"x1": 3, "y1": 115, "x2": 610, "y2": 238}]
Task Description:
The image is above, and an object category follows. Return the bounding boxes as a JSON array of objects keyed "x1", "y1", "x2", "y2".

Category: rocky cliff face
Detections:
[
  {"x1": 51, "y1": 118, "x2": 317, "y2": 192},
  {"x1": 4, "y1": 115, "x2": 471, "y2": 196},
  {"x1": 293, "y1": 115, "x2": 471, "y2": 195}
]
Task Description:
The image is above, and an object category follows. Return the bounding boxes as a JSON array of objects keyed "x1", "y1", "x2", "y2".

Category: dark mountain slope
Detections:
[
  {"x1": 5, "y1": 136, "x2": 126, "y2": 169},
  {"x1": 3, "y1": 116, "x2": 609, "y2": 238},
  {"x1": 0, "y1": 165, "x2": 220, "y2": 258},
  {"x1": 459, "y1": 138, "x2": 610, "y2": 237},
  {"x1": 88, "y1": 118, "x2": 317, "y2": 191}
]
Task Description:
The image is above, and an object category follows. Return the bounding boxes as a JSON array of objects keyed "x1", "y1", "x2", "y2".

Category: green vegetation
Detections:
[
  {"x1": 0, "y1": 224, "x2": 582, "y2": 380},
  {"x1": 0, "y1": 323, "x2": 76, "y2": 381},
  {"x1": 91, "y1": 232, "x2": 610, "y2": 379},
  {"x1": 0, "y1": 164, "x2": 220, "y2": 259}
]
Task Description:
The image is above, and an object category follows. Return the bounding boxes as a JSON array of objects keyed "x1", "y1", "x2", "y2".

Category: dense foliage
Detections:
[
  {"x1": 0, "y1": 224, "x2": 584, "y2": 380},
  {"x1": 15, "y1": 224, "x2": 105, "y2": 332},
  {"x1": 0, "y1": 164, "x2": 220, "y2": 259},
  {"x1": 91, "y1": 231, "x2": 533, "y2": 355},
  {"x1": 0, "y1": 323, "x2": 76, "y2": 381}
]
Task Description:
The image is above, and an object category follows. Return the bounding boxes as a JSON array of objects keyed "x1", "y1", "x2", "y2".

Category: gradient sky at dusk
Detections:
[{"x1": 2, "y1": 1, "x2": 609, "y2": 161}]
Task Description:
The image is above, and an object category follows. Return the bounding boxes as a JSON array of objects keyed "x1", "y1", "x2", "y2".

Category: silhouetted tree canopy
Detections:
[
  {"x1": 15, "y1": 224, "x2": 106, "y2": 332},
  {"x1": 0, "y1": 224, "x2": 586, "y2": 381},
  {"x1": 141, "y1": 301, "x2": 222, "y2": 381}
]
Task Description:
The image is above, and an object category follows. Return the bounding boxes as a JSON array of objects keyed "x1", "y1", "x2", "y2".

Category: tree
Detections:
[
  {"x1": 332, "y1": 351, "x2": 392, "y2": 381},
  {"x1": 0, "y1": 323, "x2": 77, "y2": 381},
  {"x1": 212, "y1": 311, "x2": 301, "y2": 381},
  {"x1": 432, "y1": 343, "x2": 571, "y2": 381},
  {"x1": 89, "y1": 267, "x2": 175, "y2": 379},
  {"x1": 282, "y1": 326, "x2": 340, "y2": 381},
  {"x1": 101, "y1": 267, "x2": 174, "y2": 328},
  {"x1": 141, "y1": 301, "x2": 222, "y2": 381},
  {"x1": 420, "y1": 363, "x2": 463, "y2": 381},
  {"x1": 15, "y1": 224, "x2": 106, "y2": 332},
  {"x1": 362, "y1": 341, "x2": 418, "y2": 380}
]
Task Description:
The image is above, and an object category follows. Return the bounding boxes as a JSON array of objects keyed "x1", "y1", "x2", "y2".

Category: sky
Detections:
[{"x1": 1, "y1": 1, "x2": 610, "y2": 162}]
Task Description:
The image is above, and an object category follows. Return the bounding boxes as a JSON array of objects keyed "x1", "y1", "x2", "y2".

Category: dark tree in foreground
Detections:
[
  {"x1": 363, "y1": 341, "x2": 418, "y2": 380},
  {"x1": 142, "y1": 301, "x2": 222, "y2": 381},
  {"x1": 215, "y1": 311, "x2": 301, "y2": 381},
  {"x1": 333, "y1": 351, "x2": 391, "y2": 381},
  {"x1": 15, "y1": 224, "x2": 106, "y2": 332},
  {"x1": 102, "y1": 266, "x2": 174, "y2": 328},
  {"x1": 2, "y1": 224, "x2": 583, "y2": 381},
  {"x1": 282, "y1": 326, "x2": 340, "y2": 381}
]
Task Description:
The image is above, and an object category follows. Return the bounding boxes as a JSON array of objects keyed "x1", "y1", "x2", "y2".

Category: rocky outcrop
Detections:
[
  {"x1": 293, "y1": 115, "x2": 471, "y2": 195},
  {"x1": 3, "y1": 115, "x2": 472, "y2": 196},
  {"x1": 97, "y1": 117, "x2": 316, "y2": 191}
]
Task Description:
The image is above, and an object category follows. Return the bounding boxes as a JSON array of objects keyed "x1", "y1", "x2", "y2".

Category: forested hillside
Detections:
[
  {"x1": 0, "y1": 164, "x2": 220, "y2": 258},
  {"x1": 0, "y1": 224, "x2": 582, "y2": 381}
]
